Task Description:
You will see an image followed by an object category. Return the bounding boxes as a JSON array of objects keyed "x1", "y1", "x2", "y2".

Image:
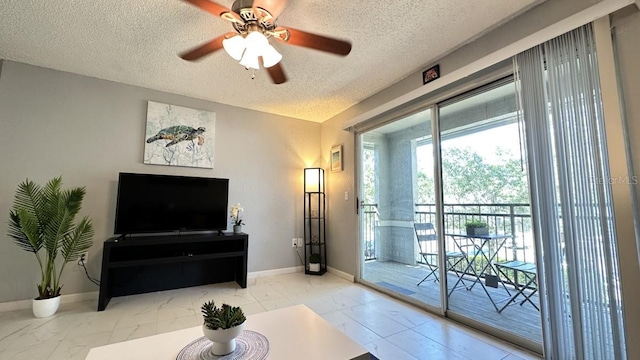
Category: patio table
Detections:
[{"x1": 446, "y1": 233, "x2": 512, "y2": 312}]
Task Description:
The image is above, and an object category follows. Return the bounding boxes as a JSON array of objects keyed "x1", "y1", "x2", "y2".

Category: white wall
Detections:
[{"x1": 0, "y1": 61, "x2": 321, "y2": 303}]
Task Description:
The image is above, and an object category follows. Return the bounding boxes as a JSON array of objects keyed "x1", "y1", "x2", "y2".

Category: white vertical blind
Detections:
[{"x1": 514, "y1": 24, "x2": 626, "y2": 360}]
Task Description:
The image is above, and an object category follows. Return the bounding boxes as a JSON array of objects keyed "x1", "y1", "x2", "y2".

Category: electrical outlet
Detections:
[
  {"x1": 297, "y1": 238, "x2": 303, "y2": 248},
  {"x1": 77, "y1": 251, "x2": 89, "y2": 266},
  {"x1": 292, "y1": 238, "x2": 297, "y2": 248}
]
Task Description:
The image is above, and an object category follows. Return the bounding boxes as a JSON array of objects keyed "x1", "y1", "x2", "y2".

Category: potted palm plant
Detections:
[
  {"x1": 201, "y1": 300, "x2": 246, "y2": 355},
  {"x1": 7, "y1": 177, "x2": 94, "y2": 317}
]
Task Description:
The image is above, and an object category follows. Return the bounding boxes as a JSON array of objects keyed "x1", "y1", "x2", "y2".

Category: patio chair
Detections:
[
  {"x1": 414, "y1": 222, "x2": 467, "y2": 286},
  {"x1": 494, "y1": 260, "x2": 538, "y2": 313}
]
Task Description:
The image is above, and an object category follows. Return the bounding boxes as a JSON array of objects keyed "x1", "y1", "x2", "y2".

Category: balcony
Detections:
[{"x1": 362, "y1": 202, "x2": 542, "y2": 344}]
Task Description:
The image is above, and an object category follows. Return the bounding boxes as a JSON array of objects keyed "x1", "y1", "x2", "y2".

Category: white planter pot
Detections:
[
  {"x1": 202, "y1": 322, "x2": 246, "y2": 355},
  {"x1": 309, "y1": 263, "x2": 320, "y2": 272},
  {"x1": 33, "y1": 296, "x2": 61, "y2": 318}
]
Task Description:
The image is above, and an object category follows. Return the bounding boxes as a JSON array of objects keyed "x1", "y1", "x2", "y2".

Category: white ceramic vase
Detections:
[
  {"x1": 33, "y1": 296, "x2": 61, "y2": 318},
  {"x1": 233, "y1": 225, "x2": 242, "y2": 234},
  {"x1": 202, "y1": 322, "x2": 246, "y2": 355},
  {"x1": 309, "y1": 263, "x2": 321, "y2": 272}
]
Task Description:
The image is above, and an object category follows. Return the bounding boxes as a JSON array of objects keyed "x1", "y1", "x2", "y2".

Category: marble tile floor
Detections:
[{"x1": 0, "y1": 272, "x2": 543, "y2": 360}]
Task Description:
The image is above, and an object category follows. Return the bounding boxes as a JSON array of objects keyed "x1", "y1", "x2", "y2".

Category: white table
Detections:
[{"x1": 86, "y1": 305, "x2": 370, "y2": 360}]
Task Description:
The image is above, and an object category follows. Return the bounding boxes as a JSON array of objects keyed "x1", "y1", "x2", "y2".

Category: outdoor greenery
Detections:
[
  {"x1": 8, "y1": 177, "x2": 94, "y2": 299},
  {"x1": 362, "y1": 144, "x2": 376, "y2": 204},
  {"x1": 464, "y1": 219, "x2": 488, "y2": 228},
  {"x1": 418, "y1": 147, "x2": 529, "y2": 205},
  {"x1": 360, "y1": 133, "x2": 533, "y2": 247},
  {"x1": 201, "y1": 301, "x2": 246, "y2": 330}
]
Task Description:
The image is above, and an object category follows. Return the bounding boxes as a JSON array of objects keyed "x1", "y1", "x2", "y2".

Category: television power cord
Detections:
[
  {"x1": 295, "y1": 249, "x2": 304, "y2": 266},
  {"x1": 78, "y1": 257, "x2": 101, "y2": 286}
]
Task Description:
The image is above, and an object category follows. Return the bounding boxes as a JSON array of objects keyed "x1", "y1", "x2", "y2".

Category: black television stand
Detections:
[{"x1": 97, "y1": 232, "x2": 248, "y2": 311}]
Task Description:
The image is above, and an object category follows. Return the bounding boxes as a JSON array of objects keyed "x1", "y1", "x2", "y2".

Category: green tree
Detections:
[
  {"x1": 362, "y1": 145, "x2": 376, "y2": 204},
  {"x1": 416, "y1": 171, "x2": 435, "y2": 203},
  {"x1": 417, "y1": 146, "x2": 529, "y2": 205}
]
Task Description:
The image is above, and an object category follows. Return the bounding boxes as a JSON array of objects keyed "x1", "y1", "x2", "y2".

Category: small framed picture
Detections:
[
  {"x1": 422, "y1": 64, "x2": 440, "y2": 85},
  {"x1": 331, "y1": 144, "x2": 343, "y2": 172}
]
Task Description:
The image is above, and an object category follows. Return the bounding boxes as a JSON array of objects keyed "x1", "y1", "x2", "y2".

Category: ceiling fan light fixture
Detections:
[
  {"x1": 222, "y1": 35, "x2": 246, "y2": 61},
  {"x1": 244, "y1": 31, "x2": 269, "y2": 54},
  {"x1": 239, "y1": 49, "x2": 261, "y2": 70},
  {"x1": 261, "y1": 45, "x2": 282, "y2": 68},
  {"x1": 178, "y1": 0, "x2": 351, "y2": 84}
]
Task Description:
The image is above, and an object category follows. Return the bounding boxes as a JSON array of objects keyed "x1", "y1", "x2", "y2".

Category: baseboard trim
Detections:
[
  {"x1": 248, "y1": 266, "x2": 354, "y2": 282},
  {"x1": 0, "y1": 291, "x2": 98, "y2": 313},
  {"x1": 247, "y1": 266, "x2": 303, "y2": 279},
  {"x1": 1, "y1": 266, "x2": 346, "y2": 312},
  {"x1": 327, "y1": 266, "x2": 355, "y2": 282}
]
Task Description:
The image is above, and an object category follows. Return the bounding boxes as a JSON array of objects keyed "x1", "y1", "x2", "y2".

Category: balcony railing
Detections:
[
  {"x1": 415, "y1": 202, "x2": 534, "y2": 262},
  {"x1": 363, "y1": 203, "x2": 536, "y2": 282},
  {"x1": 363, "y1": 203, "x2": 379, "y2": 260}
]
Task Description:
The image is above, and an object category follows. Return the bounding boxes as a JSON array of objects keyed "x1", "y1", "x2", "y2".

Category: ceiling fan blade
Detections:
[
  {"x1": 260, "y1": 57, "x2": 287, "y2": 84},
  {"x1": 252, "y1": 0, "x2": 288, "y2": 19},
  {"x1": 267, "y1": 63, "x2": 287, "y2": 84},
  {"x1": 181, "y1": 0, "x2": 241, "y2": 21},
  {"x1": 180, "y1": 33, "x2": 234, "y2": 61},
  {"x1": 275, "y1": 27, "x2": 352, "y2": 56}
]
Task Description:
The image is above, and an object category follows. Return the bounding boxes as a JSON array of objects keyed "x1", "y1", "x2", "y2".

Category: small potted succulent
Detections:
[
  {"x1": 201, "y1": 300, "x2": 246, "y2": 355},
  {"x1": 464, "y1": 220, "x2": 489, "y2": 236},
  {"x1": 309, "y1": 253, "x2": 321, "y2": 272}
]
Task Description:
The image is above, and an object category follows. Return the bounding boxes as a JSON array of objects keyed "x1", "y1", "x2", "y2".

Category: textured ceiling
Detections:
[{"x1": 0, "y1": 0, "x2": 541, "y2": 123}]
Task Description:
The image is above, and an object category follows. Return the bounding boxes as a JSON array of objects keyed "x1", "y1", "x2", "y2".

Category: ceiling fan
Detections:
[{"x1": 179, "y1": 0, "x2": 352, "y2": 84}]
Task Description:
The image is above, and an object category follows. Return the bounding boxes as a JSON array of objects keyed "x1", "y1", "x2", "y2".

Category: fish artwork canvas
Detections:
[{"x1": 143, "y1": 101, "x2": 215, "y2": 168}]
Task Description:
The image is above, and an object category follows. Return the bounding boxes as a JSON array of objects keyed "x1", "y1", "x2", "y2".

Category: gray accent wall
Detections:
[{"x1": 0, "y1": 61, "x2": 321, "y2": 303}]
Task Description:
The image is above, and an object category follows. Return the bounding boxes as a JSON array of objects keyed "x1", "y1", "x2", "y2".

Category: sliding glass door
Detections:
[
  {"x1": 438, "y1": 79, "x2": 542, "y2": 346},
  {"x1": 358, "y1": 108, "x2": 443, "y2": 310},
  {"x1": 357, "y1": 78, "x2": 543, "y2": 350}
]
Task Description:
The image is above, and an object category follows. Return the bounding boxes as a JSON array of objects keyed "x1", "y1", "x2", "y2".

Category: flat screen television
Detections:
[{"x1": 114, "y1": 172, "x2": 229, "y2": 235}]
